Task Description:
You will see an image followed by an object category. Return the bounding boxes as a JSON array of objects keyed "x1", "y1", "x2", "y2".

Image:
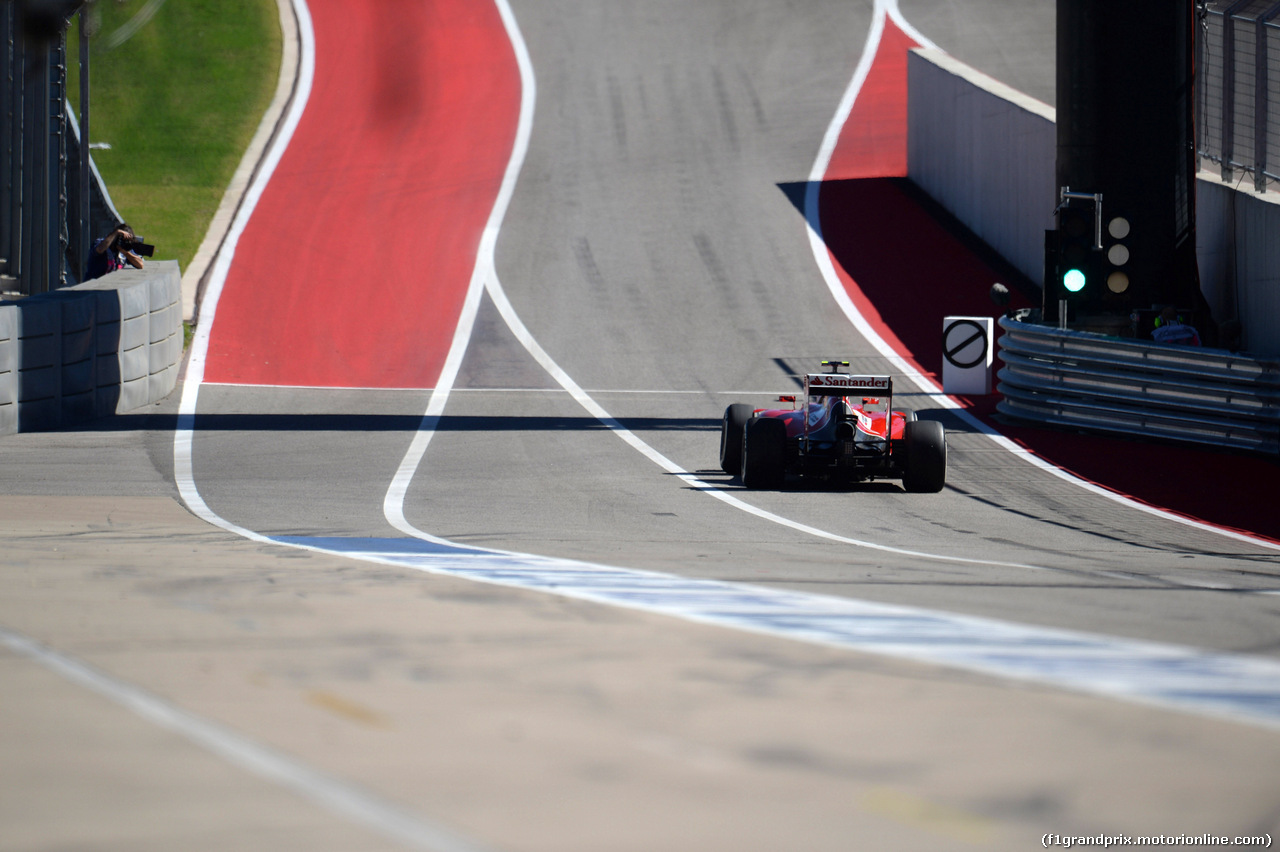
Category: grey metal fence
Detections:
[
  {"x1": 2, "y1": 2, "x2": 101, "y2": 298},
  {"x1": 1198, "y1": 0, "x2": 1280, "y2": 192}
]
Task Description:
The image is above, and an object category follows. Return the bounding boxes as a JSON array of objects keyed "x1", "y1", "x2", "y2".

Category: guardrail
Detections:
[{"x1": 995, "y1": 316, "x2": 1280, "y2": 457}]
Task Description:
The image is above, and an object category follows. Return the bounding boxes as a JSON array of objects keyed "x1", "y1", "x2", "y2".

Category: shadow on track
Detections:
[
  {"x1": 778, "y1": 176, "x2": 1038, "y2": 381},
  {"x1": 65, "y1": 413, "x2": 721, "y2": 434}
]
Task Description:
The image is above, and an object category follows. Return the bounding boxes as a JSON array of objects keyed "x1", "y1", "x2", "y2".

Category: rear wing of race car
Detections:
[{"x1": 803, "y1": 373, "x2": 893, "y2": 398}]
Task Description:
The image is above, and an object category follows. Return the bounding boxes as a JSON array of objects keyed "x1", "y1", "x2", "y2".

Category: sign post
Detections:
[{"x1": 941, "y1": 316, "x2": 994, "y2": 395}]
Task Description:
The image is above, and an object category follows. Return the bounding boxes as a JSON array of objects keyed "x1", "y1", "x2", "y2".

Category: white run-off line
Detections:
[
  {"x1": 803, "y1": 2, "x2": 1280, "y2": 557},
  {"x1": 14, "y1": 12, "x2": 1268, "y2": 852},
  {"x1": 271, "y1": 534, "x2": 1280, "y2": 735},
  {"x1": 165, "y1": 0, "x2": 1280, "y2": 741},
  {"x1": 372, "y1": 0, "x2": 1280, "y2": 735}
]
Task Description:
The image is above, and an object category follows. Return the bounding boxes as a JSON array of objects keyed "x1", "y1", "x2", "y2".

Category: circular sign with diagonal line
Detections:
[{"x1": 942, "y1": 319, "x2": 988, "y2": 370}]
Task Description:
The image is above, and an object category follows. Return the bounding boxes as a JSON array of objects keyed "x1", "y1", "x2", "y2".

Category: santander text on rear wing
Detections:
[{"x1": 803, "y1": 374, "x2": 892, "y2": 397}]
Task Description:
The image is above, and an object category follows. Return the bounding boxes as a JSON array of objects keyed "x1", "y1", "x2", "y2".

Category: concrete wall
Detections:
[
  {"x1": 907, "y1": 48, "x2": 1057, "y2": 288},
  {"x1": 907, "y1": 48, "x2": 1280, "y2": 359},
  {"x1": 1195, "y1": 178, "x2": 1280, "y2": 356},
  {"x1": 0, "y1": 260, "x2": 183, "y2": 434}
]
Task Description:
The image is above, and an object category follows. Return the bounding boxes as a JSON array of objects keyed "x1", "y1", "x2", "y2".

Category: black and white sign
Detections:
[
  {"x1": 941, "y1": 316, "x2": 993, "y2": 395},
  {"x1": 943, "y1": 319, "x2": 988, "y2": 369}
]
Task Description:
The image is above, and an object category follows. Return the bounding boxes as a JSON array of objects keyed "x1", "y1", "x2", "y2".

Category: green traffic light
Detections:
[{"x1": 1063, "y1": 268, "x2": 1086, "y2": 292}]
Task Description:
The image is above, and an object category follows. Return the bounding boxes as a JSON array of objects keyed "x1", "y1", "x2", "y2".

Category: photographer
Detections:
[{"x1": 84, "y1": 223, "x2": 147, "y2": 281}]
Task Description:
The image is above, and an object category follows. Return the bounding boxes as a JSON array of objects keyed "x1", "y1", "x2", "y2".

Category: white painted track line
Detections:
[
  {"x1": 161, "y1": 3, "x2": 1280, "y2": 800},
  {"x1": 804, "y1": 0, "x2": 1280, "y2": 555},
  {"x1": 0, "y1": 626, "x2": 497, "y2": 852},
  {"x1": 367, "y1": 0, "x2": 1280, "y2": 733}
]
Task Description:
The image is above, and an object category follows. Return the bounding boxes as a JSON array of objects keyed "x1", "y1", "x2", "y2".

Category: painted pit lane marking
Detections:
[
  {"x1": 270, "y1": 536, "x2": 1280, "y2": 733},
  {"x1": 365, "y1": 0, "x2": 1280, "y2": 732},
  {"x1": 167, "y1": 0, "x2": 1280, "y2": 748},
  {"x1": 370, "y1": 0, "x2": 1063, "y2": 578}
]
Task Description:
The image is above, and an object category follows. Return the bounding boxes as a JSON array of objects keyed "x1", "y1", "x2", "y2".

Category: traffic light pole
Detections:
[
  {"x1": 1049, "y1": 0, "x2": 1202, "y2": 336},
  {"x1": 1057, "y1": 188, "x2": 1103, "y2": 251}
]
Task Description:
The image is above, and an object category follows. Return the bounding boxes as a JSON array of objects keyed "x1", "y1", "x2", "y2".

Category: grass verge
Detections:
[{"x1": 68, "y1": 0, "x2": 282, "y2": 276}]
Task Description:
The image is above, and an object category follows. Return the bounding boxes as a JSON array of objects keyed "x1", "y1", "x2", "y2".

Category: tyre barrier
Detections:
[
  {"x1": 995, "y1": 316, "x2": 1280, "y2": 457},
  {"x1": 0, "y1": 261, "x2": 183, "y2": 434}
]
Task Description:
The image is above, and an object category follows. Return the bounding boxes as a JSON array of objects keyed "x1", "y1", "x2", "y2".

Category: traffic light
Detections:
[
  {"x1": 1101, "y1": 215, "x2": 1131, "y2": 297},
  {"x1": 1057, "y1": 202, "x2": 1096, "y2": 297},
  {"x1": 1044, "y1": 191, "x2": 1143, "y2": 324},
  {"x1": 1044, "y1": 201, "x2": 1099, "y2": 324}
]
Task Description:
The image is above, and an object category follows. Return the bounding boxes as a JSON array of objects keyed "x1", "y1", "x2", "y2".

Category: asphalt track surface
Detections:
[{"x1": 4, "y1": 1, "x2": 1280, "y2": 851}]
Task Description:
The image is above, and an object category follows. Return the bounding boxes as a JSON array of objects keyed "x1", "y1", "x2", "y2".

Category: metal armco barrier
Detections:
[{"x1": 995, "y1": 316, "x2": 1280, "y2": 457}]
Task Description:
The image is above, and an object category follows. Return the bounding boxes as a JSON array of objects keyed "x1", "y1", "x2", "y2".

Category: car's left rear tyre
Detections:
[
  {"x1": 741, "y1": 416, "x2": 787, "y2": 489},
  {"x1": 720, "y1": 403, "x2": 754, "y2": 474}
]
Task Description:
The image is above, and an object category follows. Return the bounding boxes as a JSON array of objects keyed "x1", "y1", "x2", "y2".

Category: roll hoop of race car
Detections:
[{"x1": 719, "y1": 361, "x2": 946, "y2": 492}]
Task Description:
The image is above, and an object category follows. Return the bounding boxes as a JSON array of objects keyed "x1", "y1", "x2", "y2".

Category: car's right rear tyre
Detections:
[
  {"x1": 720, "y1": 403, "x2": 754, "y2": 474},
  {"x1": 902, "y1": 419, "x2": 946, "y2": 493},
  {"x1": 741, "y1": 416, "x2": 787, "y2": 489}
]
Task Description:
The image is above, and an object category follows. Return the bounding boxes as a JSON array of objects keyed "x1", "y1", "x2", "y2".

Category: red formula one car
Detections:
[{"x1": 719, "y1": 361, "x2": 946, "y2": 491}]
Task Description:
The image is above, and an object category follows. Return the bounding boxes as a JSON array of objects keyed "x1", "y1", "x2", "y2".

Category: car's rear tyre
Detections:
[
  {"x1": 741, "y1": 416, "x2": 787, "y2": 489},
  {"x1": 720, "y1": 403, "x2": 754, "y2": 474},
  {"x1": 899, "y1": 408, "x2": 917, "y2": 423},
  {"x1": 902, "y1": 419, "x2": 946, "y2": 493}
]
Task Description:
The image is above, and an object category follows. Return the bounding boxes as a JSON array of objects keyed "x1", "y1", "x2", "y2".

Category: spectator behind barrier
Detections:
[
  {"x1": 1151, "y1": 305, "x2": 1201, "y2": 347},
  {"x1": 85, "y1": 222, "x2": 146, "y2": 281}
]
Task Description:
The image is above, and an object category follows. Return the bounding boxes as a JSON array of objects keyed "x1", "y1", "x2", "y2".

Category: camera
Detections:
[{"x1": 119, "y1": 235, "x2": 155, "y2": 257}]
